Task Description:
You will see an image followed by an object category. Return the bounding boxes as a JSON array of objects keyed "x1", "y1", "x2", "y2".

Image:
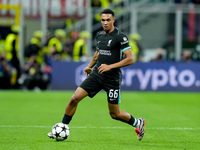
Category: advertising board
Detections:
[{"x1": 52, "y1": 61, "x2": 200, "y2": 92}]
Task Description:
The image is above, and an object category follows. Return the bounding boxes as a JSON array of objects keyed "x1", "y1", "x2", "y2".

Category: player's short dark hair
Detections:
[{"x1": 101, "y1": 9, "x2": 115, "y2": 17}]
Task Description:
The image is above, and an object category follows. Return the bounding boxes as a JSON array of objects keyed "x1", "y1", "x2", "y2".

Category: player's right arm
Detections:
[{"x1": 84, "y1": 49, "x2": 98, "y2": 77}]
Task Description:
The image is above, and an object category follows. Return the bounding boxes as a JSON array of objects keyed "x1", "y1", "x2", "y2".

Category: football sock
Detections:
[
  {"x1": 62, "y1": 114, "x2": 72, "y2": 124},
  {"x1": 128, "y1": 115, "x2": 135, "y2": 126}
]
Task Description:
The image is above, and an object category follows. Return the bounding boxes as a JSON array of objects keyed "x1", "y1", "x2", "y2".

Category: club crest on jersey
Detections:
[{"x1": 107, "y1": 39, "x2": 112, "y2": 46}]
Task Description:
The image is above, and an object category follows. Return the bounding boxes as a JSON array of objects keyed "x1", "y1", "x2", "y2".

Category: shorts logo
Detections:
[
  {"x1": 107, "y1": 39, "x2": 112, "y2": 46},
  {"x1": 110, "y1": 99, "x2": 116, "y2": 101}
]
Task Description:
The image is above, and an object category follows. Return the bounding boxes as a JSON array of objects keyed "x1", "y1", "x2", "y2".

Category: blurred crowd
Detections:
[
  {"x1": 151, "y1": 34, "x2": 200, "y2": 63},
  {"x1": 0, "y1": 25, "x2": 91, "y2": 90}
]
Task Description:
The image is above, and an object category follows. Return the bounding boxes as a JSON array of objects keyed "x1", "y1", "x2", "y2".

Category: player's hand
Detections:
[
  {"x1": 98, "y1": 64, "x2": 111, "y2": 74},
  {"x1": 84, "y1": 67, "x2": 93, "y2": 77}
]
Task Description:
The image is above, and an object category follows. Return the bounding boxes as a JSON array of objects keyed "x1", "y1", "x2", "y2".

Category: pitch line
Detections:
[{"x1": 0, "y1": 125, "x2": 199, "y2": 130}]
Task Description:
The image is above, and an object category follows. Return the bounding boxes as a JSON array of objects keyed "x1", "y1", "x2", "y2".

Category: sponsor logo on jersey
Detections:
[
  {"x1": 123, "y1": 37, "x2": 127, "y2": 41},
  {"x1": 99, "y1": 50, "x2": 111, "y2": 56},
  {"x1": 121, "y1": 37, "x2": 129, "y2": 45}
]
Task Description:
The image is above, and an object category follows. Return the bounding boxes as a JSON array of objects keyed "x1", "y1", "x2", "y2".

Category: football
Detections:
[{"x1": 52, "y1": 123, "x2": 70, "y2": 141}]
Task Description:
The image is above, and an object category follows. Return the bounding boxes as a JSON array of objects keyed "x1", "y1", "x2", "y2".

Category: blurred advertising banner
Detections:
[
  {"x1": 0, "y1": 0, "x2": 86, "y2": 18},
  {"x1": 52, "y1": 61, "x2": 200, "y2": 92}
]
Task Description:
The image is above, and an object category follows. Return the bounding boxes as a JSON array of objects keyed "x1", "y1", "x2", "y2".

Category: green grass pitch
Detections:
[{"x1": 0, "y1": 90, "x2": 200, "y2": 150}]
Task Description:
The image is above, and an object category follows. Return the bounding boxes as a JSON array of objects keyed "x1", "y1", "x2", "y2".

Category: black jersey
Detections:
[{"x1": 92, "y1": 27, "x2": 131, "y2": 81}]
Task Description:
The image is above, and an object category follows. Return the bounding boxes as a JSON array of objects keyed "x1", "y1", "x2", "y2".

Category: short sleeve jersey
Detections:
[{"x1": 92, "y1": 27, "x2": 131, "y2": 81}]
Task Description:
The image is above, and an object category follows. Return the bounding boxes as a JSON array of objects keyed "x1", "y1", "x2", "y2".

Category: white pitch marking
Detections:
[{"x1": 0, "y1": 125, "x2": 199, "y2": 130}]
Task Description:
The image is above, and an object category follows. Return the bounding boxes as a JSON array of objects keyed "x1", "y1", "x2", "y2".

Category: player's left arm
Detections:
[{"x1": 98, "y1": 48, "x2": 134, "y2": 74}]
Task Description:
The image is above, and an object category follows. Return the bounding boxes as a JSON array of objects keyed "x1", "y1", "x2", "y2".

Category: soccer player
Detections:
[{"x1": 48, "y1": 8, "x2": 145, "y2": 141}]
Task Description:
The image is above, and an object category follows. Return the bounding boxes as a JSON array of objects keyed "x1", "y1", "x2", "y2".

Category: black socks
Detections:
[
  {"x1": 128, "y1": 115, "x2": 136, "y2": 126},
  {"x1": 62, "y1": 114, "x2": 72, "y2": 124}
]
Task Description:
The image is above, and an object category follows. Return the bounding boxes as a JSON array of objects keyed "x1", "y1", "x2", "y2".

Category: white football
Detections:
[{"x1": 52, "y1": 123, "x2": 70, "y2": 141}]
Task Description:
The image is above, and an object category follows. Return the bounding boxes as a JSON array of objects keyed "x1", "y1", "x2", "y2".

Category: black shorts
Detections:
[{"x1": 79, "y1": 73, "x2": 121, "y2": 104}]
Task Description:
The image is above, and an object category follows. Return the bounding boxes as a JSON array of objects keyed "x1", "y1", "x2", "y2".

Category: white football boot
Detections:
[
  {"x1": 47, "y1": 132, "x2": 54, "y2": 139},
  {"x1": 134, "y1": 118, "x2": 145, "y2": 141}
]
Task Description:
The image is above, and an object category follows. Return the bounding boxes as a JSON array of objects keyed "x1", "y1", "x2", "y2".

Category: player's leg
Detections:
[
  {"x1": 108, "y1": 103, "x2": 145, "y2": 141},
  {"x1": 106, "y1": 88, "x2": 134, "y2": 124},
  {"x1": 62, "y1": 73, "x2": 102, "y2": 125},
  {"x1": 62, "y1": 87, "x2": 88, "y2": 124},
  {"x1": 48, "y1": 74, "x2": 101, "y2": 139},
  {"x1": 106, "y1": 87, "x2": 145, "y2": 141},
  {"x1": 47, "y1": 87, "x2": 88, "y2": 139},
  {"x1": 108, "y1": 103, "x2": 136, "y2": 125}
]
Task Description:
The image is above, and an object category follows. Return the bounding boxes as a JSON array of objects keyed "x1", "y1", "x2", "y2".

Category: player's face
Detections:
[{"x1": 101, "y1": 14, "x2": 115, "y2": 33}]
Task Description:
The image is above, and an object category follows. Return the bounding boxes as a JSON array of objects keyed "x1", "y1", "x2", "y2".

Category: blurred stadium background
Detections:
[{"x1": 0, "y1": 0, "x2": 200, "y2": 91}]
